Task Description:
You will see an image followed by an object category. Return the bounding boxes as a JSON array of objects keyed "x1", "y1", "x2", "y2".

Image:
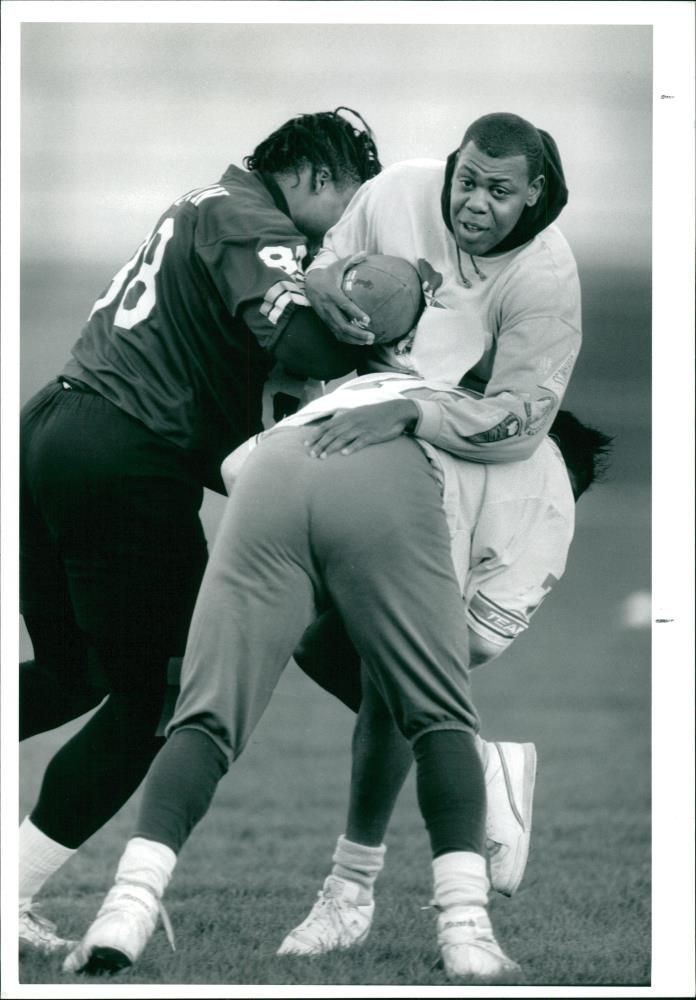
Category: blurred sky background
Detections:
[
  {"x1": 17, "y1": 18, "x2": 655, "y2": 456},
  {"x1": 20, "y1": 21, "x2": 651, "y2": 268},
  {"x1": 2, "y1": 4, "x2": 695, "y2": 992},
  {"x1": 13, "y1": 13, "x2": 659, "y2": 544}
]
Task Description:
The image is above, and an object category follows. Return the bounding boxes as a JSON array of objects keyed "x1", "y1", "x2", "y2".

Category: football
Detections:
[{"x1": 342, "y1": 255, "x2": 423, "y2": 344}]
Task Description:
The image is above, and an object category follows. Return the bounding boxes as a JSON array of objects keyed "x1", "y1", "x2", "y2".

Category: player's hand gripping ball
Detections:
[{"x1": 341, "y1": 255, "x2": 423, "y2": 344}]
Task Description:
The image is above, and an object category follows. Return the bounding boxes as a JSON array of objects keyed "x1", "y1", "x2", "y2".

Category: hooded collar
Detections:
[{"x1": 440, "y1": 127, "x2": 568, "y2": 256}]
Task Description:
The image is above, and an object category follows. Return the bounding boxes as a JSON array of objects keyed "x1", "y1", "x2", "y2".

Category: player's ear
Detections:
[
  {"x1": 526, "y1": 174, "x2": 545, "y2": 207},
  {"x1": 313, "y1": 166, "x2": 332, "y2": 193}
]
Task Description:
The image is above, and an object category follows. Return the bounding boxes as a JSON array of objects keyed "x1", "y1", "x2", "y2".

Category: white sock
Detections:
[
  {"x1": 432, "y1": 851, "x2": 489, "y2": 911},
  {"x1": 19, "y1": 816, "x2": 76, "y2": 910},
  {"x1": 330, "y1": 834, "x2": 386, "y2": 904},
  {"x1": 115, "y1": 837, "x2": 177, "y2": 899}
]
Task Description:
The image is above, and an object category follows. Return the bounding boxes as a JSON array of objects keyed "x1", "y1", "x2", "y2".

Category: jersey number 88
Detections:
[{"x1": 89, "y1": 217, "x2": 175, "y2": 330}]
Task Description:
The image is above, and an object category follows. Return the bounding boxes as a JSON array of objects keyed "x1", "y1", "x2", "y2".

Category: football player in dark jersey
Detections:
[{"x1": 19, "y1": 107, "x2": 381, "y2": 954}]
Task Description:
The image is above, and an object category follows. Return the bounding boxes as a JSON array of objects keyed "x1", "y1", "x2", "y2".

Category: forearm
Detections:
[
  {"x1": 411, "y1": 316, "x2": 580, "y2": 463},
  {"x1": 302, "y1": 179, "x2": 383, "y2": 344},
  {"x1": 412, "y1": 389, "x2": 552, "y2": 464},
  {"x1": 309, "y1": 245, "x2": 341, "y2": 271},
  {"x1": 273, "y1": 306, "x2": 362, "y2": 379}
]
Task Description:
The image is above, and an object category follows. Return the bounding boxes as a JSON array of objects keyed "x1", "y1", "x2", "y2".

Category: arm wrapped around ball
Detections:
[
  {"x1": 306, "y1": 253, "x2": 423, "y2": 347},
  {"x1": 304, "y1": 253, "x2": 375, "y2": 344},
  {"x1": 272, "y1": 305, "x2": 363, "y2": 380},
  {"x1": 341, "y1": 255, "x2": 423, "y2": 345}
]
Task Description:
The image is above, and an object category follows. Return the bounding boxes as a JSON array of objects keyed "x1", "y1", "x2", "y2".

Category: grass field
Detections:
[
  {"x1": 17, "y1": 484, "x2": 651, "y2": 988},
  {"x1": 14, "y1": 260, "x2": 652, "y2": 988}
]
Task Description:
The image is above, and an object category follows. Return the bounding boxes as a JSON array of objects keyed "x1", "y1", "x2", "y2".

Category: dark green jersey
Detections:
[{"x1": 62, "y1": 166, "x2": 311, "y2": 490}]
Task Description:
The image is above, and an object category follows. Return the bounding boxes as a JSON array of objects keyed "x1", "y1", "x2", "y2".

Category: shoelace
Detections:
[
  {"x1": 109, "y1": 882, "x2": 176, "y2": 952},
  {"x1": 300, "y1": 891, "x2": 355, "y2": 942},
  {"x1": 486, "y1": 837, "x2": 503, "y2": 856},
  {"x1": 158, "y1": 901, "x2": 176, "y2": 952}
]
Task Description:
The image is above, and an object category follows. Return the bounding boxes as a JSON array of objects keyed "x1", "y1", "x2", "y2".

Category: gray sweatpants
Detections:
[{"x1": 168, "y1": 429, "x2": 477, "y2": 762}]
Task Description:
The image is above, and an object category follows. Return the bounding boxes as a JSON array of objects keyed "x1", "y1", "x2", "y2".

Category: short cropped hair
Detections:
[
  {"x1": 244, "y1": 107, "x2": 382, "y2": 188},
  {"x1": 549, "y1": 410, "x2": 614, "y2": 499},
  {"x1": 461, "y1": 113, "x2": 544, "y2": 180}
]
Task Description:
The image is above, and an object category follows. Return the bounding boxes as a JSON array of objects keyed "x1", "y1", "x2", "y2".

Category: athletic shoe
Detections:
[
  {"x1": 19, "y1": 905, "x2": 77, "y2": 955},
  {"x1": 62, "y1": 883, "x2": 174, "y2": 975},
  {"x1": 484, "y1": 741, "x2": 537, "y2": 896},
  {"x1": 437, "y1": 904, "x2": 520, "y2": 980},
  {"x1": 277, "y1": 875, "x2": 374, "y2": 956}
]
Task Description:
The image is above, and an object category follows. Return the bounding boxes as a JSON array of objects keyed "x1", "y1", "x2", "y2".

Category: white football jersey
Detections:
[
  {"x1": 432, "y1": 438, "x2": 574, "y2": 651},
  {"x1": 311, "y1": 160, "x2": 582, "y2": 467},
  {"x1": 222, "y1": 372, "x2": 575, "y2": 654}
]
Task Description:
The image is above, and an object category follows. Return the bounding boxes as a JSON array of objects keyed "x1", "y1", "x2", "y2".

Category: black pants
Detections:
[{"x1": 20, "y1": 379, "x2": 208, "y2": 845}]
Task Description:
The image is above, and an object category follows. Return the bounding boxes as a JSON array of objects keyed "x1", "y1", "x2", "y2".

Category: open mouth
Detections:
[{"x1": 460, "y1": 221, "x2": 487, "y2": 234}]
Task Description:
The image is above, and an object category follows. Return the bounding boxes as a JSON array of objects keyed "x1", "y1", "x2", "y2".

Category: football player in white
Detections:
[{"x1": 64, "y1": 374, "x2": 611, "y2": 981}]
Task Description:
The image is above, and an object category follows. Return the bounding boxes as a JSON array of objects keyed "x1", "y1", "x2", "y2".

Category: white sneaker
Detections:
[
  {"x1": 437, "y1": 904, "x2": 520, "y2": 980},
  {"x1": 19, "y1": 905, "x2": 77, "y2": 955},
  {"x1": 484, "y1": 741, "x2": 537, "y2": 896},
  {"x1": 277, "y1": 876, "x2": 374, "y2": 956},
  {"x1": 62, "y1": 883, "x2": 174, "y2": 975}
]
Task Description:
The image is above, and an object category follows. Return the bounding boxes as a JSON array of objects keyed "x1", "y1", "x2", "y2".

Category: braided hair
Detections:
[{"x1": 244, "y1": 107, "x2": 382, "y2": 187}]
